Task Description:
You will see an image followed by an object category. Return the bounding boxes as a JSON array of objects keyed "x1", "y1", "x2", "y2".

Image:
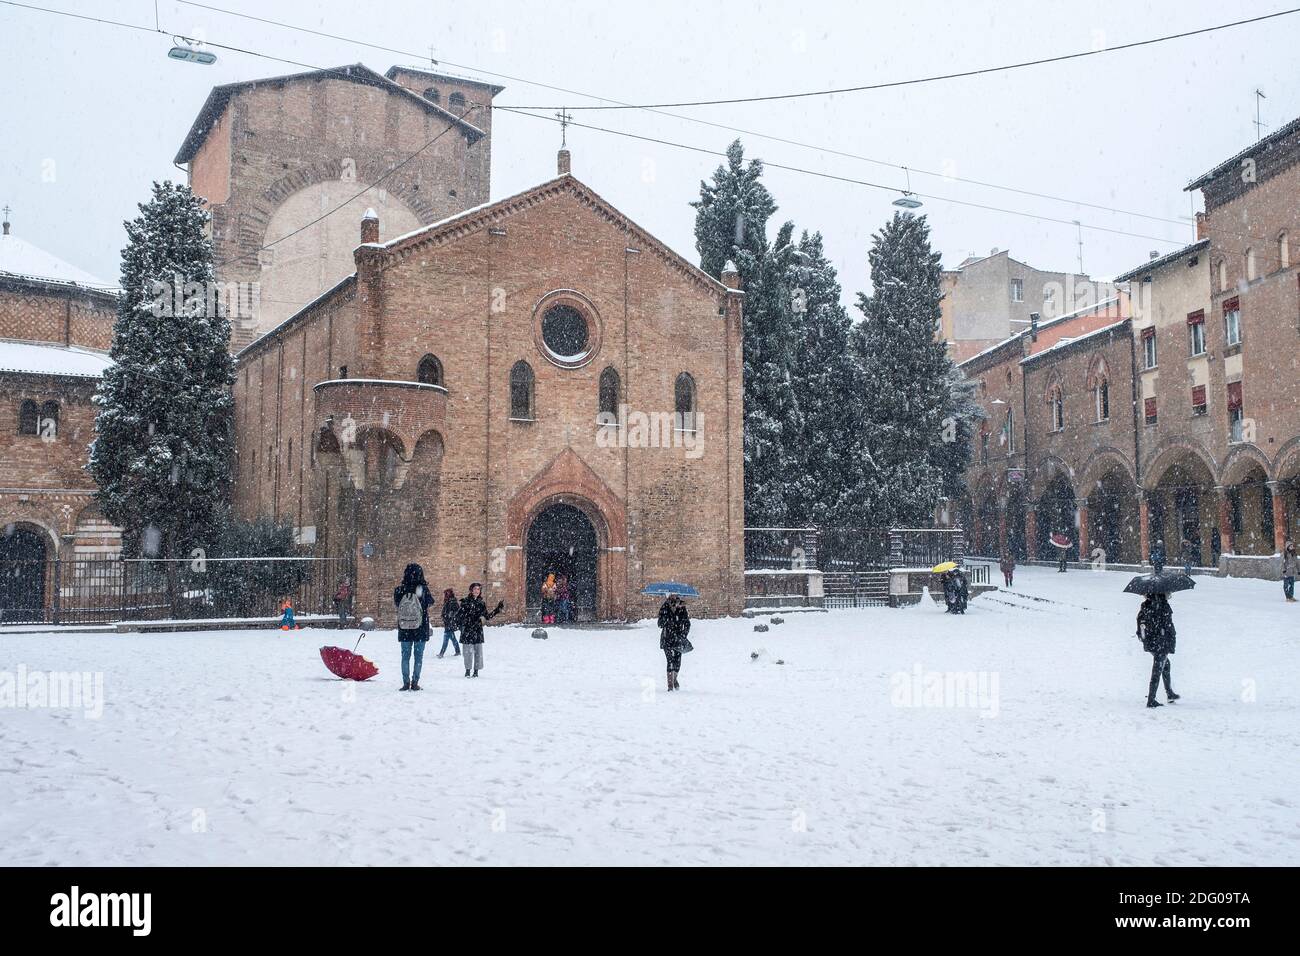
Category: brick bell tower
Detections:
[{"x1": 174, "y1": 63, "x2": 503, "y2": 351}]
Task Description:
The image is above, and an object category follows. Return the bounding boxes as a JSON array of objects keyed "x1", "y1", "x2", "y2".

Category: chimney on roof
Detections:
[
  {"x1": 1029, "y1": 311, "x2": 1039, "y2": 342},
  {"x1": 557, "y1": 148, "x2": 571, "y2": 176},
  {"x1": 1195, "y1": 211, "x2": 1208, "y2": 240},
  {"x1": 721, "y1": 260, "x2": 741, "y2": 290},
  {"x1": 361, "y1": 208, "x2": 379, "y2": 245},
  {"x1": 2, "y1": 204, "x2": 10, "y2": 236},
  {"x1": 1149, "y1": 250, "x2": 1159, "y2": 260}
]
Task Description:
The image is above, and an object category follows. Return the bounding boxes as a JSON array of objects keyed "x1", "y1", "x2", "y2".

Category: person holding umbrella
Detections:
[
  {"x1": 1137, "y1": 592, "x2": 1179, "y2": 708},
  {"x1": 393, "y1": 563, "x2": 434, "y2": 691},
  {"x1": 458, "y1": 583, "x2": 504, "y2": 678},
  {"x1": 657, "y1": 593, "x2": 692, "y2": 691}
]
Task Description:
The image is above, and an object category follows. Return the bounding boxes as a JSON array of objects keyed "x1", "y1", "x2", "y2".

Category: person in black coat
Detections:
[
  {"x1": 1149, "y1": 538, "x2": 1166, "y2": 574},
  {"x1": 657, "y1": 595, "x2": 691, "y2": 691},
  {"x1": 458, "y1": 583, "x2": 504, "y2": 678},
  {"x1": 437, "y1": 588, "x2": 461, "y2": 658},
  {"x1": 1137, "y1": 592, "x2": 1180, "y2": 708},
  {"x1": 393, "y1": 563, "x2": 434, "y2": 691}
]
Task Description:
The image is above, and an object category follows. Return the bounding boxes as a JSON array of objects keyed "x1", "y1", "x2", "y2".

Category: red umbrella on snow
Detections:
[
  {"x1": 320, "y1": 635, "x2": 379, "y2": 681},
  {"x1": 1049, "y1": 532, "x2": 1072, "y2": 550}
]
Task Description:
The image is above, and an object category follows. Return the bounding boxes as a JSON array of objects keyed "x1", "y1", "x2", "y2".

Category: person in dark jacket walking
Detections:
[
  {"x1": 1137, "y1": 592, "x2": 1180, "y2": 708},
  {"x1": 458, "y1": 583, "x2": 504, "y2": 678},
  {"x1": 1149, "y1": 538, "x2": 1166, "y2": 574},
  {"x1": 999, "y1": 551, "x2": 1015, "y2": 588},
  {"x1": 1181, "y1": 538, "x2": 1196, "y2": 575},
  {"x1": 1282, "y1": 540, "x2": 1298, "y2": 603},
  {"x1": 437, "y1": 587, "x2": 461, "y2": 657},
  {"x1": 393, "y1": 564, "x2": 434, "y2": 691},
  {"x1": 657, "y1": 594, "x2": 691, "y2": 691}
]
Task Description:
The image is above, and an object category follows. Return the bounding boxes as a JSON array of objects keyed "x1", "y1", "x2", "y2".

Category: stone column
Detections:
[
  {"x1": 1077, "y1": 497, "x2": 1090, "y2": 564},
  {"x1": 1138, "y1": 492, "x2": 1150, "y2": 564},
  {"x1": 1215, "y1": 486, "x2": 1234, "y2": 556},
  {"x1": 1266, "y1": 481, "x2": 1289, "y2": 552},
  {"x1": 998, "y1": 497, "x2": 1008, "y2": 558}
]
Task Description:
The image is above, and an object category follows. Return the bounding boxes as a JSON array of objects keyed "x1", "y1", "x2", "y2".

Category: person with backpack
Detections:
[
  {"x1": 1136, "y1": 592, "x2": 1179, "y2": 708},
  {"x1": 393, "y1": 564, "x2": 434, "y2": 691},
  {"x1": 458, "y1": 583, "x2": 504, "y2": 678},
  {"x1": 437, "y1": 587, "x2": 461, "y2": 657},
  {"x1": 657, "y1": 594, "x2": 691, "y2": 691}
]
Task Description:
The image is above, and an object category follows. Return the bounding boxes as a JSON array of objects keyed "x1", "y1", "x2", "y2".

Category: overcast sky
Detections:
[{"x1": 3, "y1": 0, "x2": 1298, "y2": 305}]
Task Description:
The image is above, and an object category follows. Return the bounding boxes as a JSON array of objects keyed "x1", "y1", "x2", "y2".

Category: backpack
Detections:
[{"x1": 397, "y1": 588, "x2": 423, "y2": 631}]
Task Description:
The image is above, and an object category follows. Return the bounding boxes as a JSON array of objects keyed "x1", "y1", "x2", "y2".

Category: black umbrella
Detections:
[{"x1": 1124, "y1": 570, "x2": 1196, "y2": 596}]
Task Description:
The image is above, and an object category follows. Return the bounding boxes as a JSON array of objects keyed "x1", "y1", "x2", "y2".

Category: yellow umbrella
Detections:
[{"x1": 931, "y1": 561, "x2": 958, "y2": 574}]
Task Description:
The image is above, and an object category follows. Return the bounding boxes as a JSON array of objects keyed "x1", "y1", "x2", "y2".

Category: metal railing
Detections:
[
  {"x1": 744, "y1": 527, "x2": 966, "y2": 572},
  {"x1": 0, "y1": 555, "x2": 354, "y2": 626}
]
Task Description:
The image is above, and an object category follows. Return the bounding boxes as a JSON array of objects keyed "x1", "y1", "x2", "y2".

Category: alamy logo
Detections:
[
  {"x1": 49, "y1": 886, "x2": 151, "y2": 936},
  {"x1": 0, "y1": 665, "x2": 103, "y2": 719}
]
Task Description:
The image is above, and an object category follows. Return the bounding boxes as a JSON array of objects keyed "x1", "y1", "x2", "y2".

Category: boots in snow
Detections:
[
  {"x1": 672, "y1": 672, "x2": 680, "y2": 690},
  {"x1": 1146, "y1": 698, "x2": 1162, "y2": 708},
  {"x1": 465, "y1": 669, "x2": 471, "y2": 678},
  {"x1": 411, "y1": 681, "x2": 421, "y2": 691},
  {"x1": 472, "y1": 670, "x2": 479, "y2": 678},
  {"x1": 400, "y1": 682, "x2": 411, "y2": 691}
]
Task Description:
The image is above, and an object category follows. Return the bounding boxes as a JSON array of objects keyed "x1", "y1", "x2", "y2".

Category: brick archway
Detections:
[{"x1": 506, "y1": 448, "x2": 627, "y2": 622}]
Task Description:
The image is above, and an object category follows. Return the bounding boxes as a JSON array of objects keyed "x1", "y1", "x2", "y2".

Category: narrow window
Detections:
[
  {"x1": 1144, "y1": 397, "x2": 1158, "y2": 426},
  {"x1": 1142, "y1": 328, "x2": 1157, "y2": 369},
  {"x1": 1004, "y1": 408, "x2": 1015, "y2": 453},
  {"x1": 1246, "y1": 248, "x2": 1256, "y2": 281},
  {"x1": 17, "y1": 399, "x2": 38, "y2": 436},
  {"x1": 510, "y1": 360, "x2": 534, "y2": 420},
  {"x1": 1050, "y1": 387, "x2": 1064, "y2": 431},
  {"x1": 417, "y1": 354, "x2": 443, "y2": 387},
  {"x1": 1094, "y1": 380, "x2": 1110, "y2": 422},
  {"x1": 1216, "y1": 259, "x2": 1227, "y2": 292},
  {"x1": 598, "y1": 366, "x2": 620, "y2": 421},
  {"x1": 1191, "y1": 385, "x2": 1207, "y2": 416},
  {"x1": 1227, "y1": 381, "x2": 1244, "y2": 440},
  {"x1": 1223, "y1": 298, "x2": 1242, "y2": 346},
  {"x1": 1010, "y1": 278, "x2": 1024, "y2": 302},
  {"x1": 674, "y1": 372, "x2": 696, "y2": 431},
  {"x1": 1279, "y1": 232, "x2": 1290, "y2": 270},
  {"x1": 1187, "y1": 310, "x2": 1206, "y2": 356}
]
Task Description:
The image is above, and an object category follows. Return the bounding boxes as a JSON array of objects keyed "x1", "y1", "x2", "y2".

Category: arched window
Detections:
[
  {"x1": 1279, "y1": 232, "x2": 1290, "y2": 270},
  {"x1": 674, "y1": 372, "x2": 696, "y2": 431},
  {"x1": 510, "y1": 361, "x2": 534, "y2": 420},
  {"x1": 423, "y1": 87, "x2": 440, "y2": 104},
  {"x1": 598, "y1": 366, "x2": 620, "y2": 421},
  {"x1": 1216, "y1": 259, "x2": 1227, "y2": 292},
  {"x1": 1004, "y1": 408, "x2": 1015, "y2": 453},
  {"x1": 1246, "y1": 247, "x2": 1256, "y2": 281},
  {"x1": 416, "y1": 354, "x2": 443, "y2": 387},
  {"x1": 39, "y1": 400, "x2": 59, "y2": 439},
  {"x1": 17, "y1": 399, "x2": 38, "y2": 436},
  {"x1": 1087, "y1": 358, "x2": 1109, "y2": 423},
  {"x1": 448, "y1": 92, "x2": 467, "y2": 110},
  {"x1": 1048, "y1": 384, "x2": 1064, "y2": 432}
]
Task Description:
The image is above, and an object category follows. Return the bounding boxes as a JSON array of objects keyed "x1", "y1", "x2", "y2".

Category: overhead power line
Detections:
[
  {"x1": 499, "y1": 7, "x2": 1300, "y2": 110},
  {"x1": 1, "y1": 0, "x2": 1288, "y2": 261}
]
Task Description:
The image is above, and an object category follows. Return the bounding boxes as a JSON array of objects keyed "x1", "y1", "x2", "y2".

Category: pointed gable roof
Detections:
[
  {"x1": 376, "y1": 174, "x2": 730, "y2": 297},
  {"x1": 175, "y1": 63, "x2": 486, "y2": 164}
]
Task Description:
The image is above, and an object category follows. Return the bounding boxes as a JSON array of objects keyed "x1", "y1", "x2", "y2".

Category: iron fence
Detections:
[
  {"x1": 743, "y1": 527, "x2": 965, "y2": 572},
  {"x1": 0, "y1": 555, "x2": 354, "y2": 627}
]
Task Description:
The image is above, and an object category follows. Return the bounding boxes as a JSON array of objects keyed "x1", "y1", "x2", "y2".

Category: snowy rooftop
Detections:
[
  {"x1": 0, "y1": 339, "x2": 112, "y2": 378},
  {"x1": 0, "y1": 230, "x2": 114, "y2": 289}
]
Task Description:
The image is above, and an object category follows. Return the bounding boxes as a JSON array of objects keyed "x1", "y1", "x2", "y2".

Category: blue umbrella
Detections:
[{"x1": 641, "y1": 582, "x2": 700, "y2": 598}]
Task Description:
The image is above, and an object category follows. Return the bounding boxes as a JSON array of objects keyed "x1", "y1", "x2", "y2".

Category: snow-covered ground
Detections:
[{"x1": 2, "y1": 566, "x2": 1297, "y2": 866}]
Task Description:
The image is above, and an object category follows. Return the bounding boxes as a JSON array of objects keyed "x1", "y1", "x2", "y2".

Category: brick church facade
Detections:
[
  {"x1": 231, "y1": 161, "x2": 745, "y2": 623},
  {"x1": 179, "y1": 65, "x2": 746, "y2": 623}
]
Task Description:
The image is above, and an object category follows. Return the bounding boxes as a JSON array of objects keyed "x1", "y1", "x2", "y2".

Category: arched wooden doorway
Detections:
[
  {"x1": 525, "y1": 502, "x2": 598, "y2": 621},
  {"x1": 0, "y1": 524, "x2": 49, "y2": 623}
]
